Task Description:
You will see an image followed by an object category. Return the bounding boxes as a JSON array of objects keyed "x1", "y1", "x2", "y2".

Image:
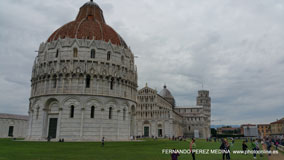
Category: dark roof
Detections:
[
  {"x1": 271, "y1": 118, "x2": 284, "y2": 124},
  {"x1": 159, "y1": 85, "x2": 174, "y2": 99},
  {"x1": 47, "y1": 1, "x2": 128, "y2": 48},
  {"x1": 0, "y1": 113, "x2": 29, "y2": 121},
  {"x1": 241, "y1": 124, "x2": 257, "y2": 127}
]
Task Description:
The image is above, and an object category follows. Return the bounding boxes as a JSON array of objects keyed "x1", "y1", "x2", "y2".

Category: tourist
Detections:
[
  {"x1": 266, "y1": 139, "x2": 272, "y2": 156},
  {"x1": 275, "y1": 140, "x2": 279, "y2": 150},
  {"x1": 101, "y1": 137, "x2": 105, "y2": 147},
  {"x1": 220, "y1": 139, "x2": 226, "y2": 160},
  {"x1": 259, "y1": 139, "x2": 264, "y2": 157},
  {"x1": 47, "y1": 136, "x2": 51, "y2": 142},
  {"x1": 242, "y1": 141, "x2": 248, "y2": 155},
  {"x1": 251, "y1": 139, "x2": 259, "y2": 159},
  {"x1": 261, "y1": 139, "x2": 265, "y2": 152},
  {"x1": 225, "y1": 139, "x2": 231, "y2": 160},
  {"x1": 190, "y1": 138, "x2": 196, "y2": 160},
  {"x1": 171, "y1": 149, "x2": 180, "y2": 160}
]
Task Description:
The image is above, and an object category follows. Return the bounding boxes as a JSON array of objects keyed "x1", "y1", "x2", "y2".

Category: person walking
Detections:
[
  {"x1": 220, "y1": 139, "x2": 226, "y2": 160},
  {"x1": 225, "y1": 139, "x2": 231, "y2": 160},
  {"x1": 259, "y1": 139, "x2": 264, "y2": 157},
  {"x1": 190, "y1": 138, "x2": 196, "y2": 160},
  {"x1": 275, "y1": 140, "x2": 279, "y2": 150},
  {"x1": 171, "y1": 149, "x2": 180, "y2": 160},
  {"x1": 266, "y1": 139, "x2": 272, "y2": 156},
  {"x1": 242, "y1": 141, "x2": 248, "y2": 155},
  {"x1": 101, "y1": 137, "x2": 105, "y2": 147},
  {"x1": 251, "y1": 139, "x2": 259, "y2": 159}
]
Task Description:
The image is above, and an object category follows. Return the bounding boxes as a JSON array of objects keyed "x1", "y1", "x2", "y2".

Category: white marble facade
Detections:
[
  {"x1": 0, "y1": 114, "x2": 28, "y2": 138},
  {"x1": 175, "y1": 90, "x2": 211, "y2": 139},
  {"x1": 27, "y1": 38, "x2": 138, "y2": 141},
  {"x1": 27, "y1": 1, "x2": 138, "y2": 141},
  {"x1": 136, "y1": 86, "x2": 183, "y2": 138},
  {"x1": 28, "y1": 95, "x2": 136, "y2": 141},
  {"x1": 136, "y1": 85, "x2": 211, "y2": 139}
]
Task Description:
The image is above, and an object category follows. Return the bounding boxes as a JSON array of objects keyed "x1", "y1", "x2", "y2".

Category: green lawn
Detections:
[{"x1": 0, "y1": 138, "x2": 268, "y2": 160}]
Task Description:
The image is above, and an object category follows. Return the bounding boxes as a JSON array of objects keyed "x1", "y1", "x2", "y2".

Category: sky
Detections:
[{"x1": 0, "y1": 0, "x2": 283, "y2": 125}]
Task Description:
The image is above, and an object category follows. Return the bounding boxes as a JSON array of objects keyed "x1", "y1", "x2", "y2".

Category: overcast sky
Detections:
[{"x1": 0, "y1": 0, "x2": 283, "y2": 125}]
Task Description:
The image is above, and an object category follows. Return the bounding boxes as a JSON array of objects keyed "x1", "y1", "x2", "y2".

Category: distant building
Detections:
[
  {"x1": 270, "y1": 118, "x2": 284, "y2": 138},
  {"x1": 136, "y1": 84, "x2": 211, "y2": 139},
  {"x1": 175, "y1": 90, "x2": 211, "y2": 138},
  {"x1": 217, "y1": 127, "x2": 241, "y2": 135},
  {"x1": 136, "y1": 85, "x2": 183, "y2": 138},
  {"x1": 257, "y1": 124, "x2": 271, "y2": 138},
  {"x1": 0, "y1": 113, "x2": 29, "y2": 138},
  {"x1": 241, "y1": 124, "x2": 258, "y2": 137}
]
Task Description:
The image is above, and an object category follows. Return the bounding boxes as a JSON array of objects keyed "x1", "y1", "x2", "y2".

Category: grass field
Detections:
[{"x1": 0, "y1": 138, "x2": 269, "y2": 160}]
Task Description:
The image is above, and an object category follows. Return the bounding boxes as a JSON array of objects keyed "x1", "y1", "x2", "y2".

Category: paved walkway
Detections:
[
  {"x1": 268, "y1": 153, "x2": 284, "y2": 160},
  {"x1": 267, "y1": 148, "x2": 284, "y2": 160}
]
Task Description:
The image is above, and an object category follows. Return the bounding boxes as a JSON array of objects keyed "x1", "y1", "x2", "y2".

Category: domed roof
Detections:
[
  {"x1": 159, "y1": 85, "x2": 174, "y2": 99},
  {"x1": 159, "y1": 85, "x2": 175, "y2": 107},
  {"x1": 47, "y1": 0, "x2": 128, "y2": 48}
]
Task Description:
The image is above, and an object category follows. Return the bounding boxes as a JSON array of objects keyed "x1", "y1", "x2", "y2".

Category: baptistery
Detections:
[{"x1": 27, "y1": 0, "x2": 138, "y2": 141}]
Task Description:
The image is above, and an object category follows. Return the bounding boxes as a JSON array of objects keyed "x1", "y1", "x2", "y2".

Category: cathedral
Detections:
[
  {"x1": 136, "y1": 84, "x2": 211, "y2": 139},
  {"x1": 27, "y1": 1, "x2": 211, "y2": 141}
]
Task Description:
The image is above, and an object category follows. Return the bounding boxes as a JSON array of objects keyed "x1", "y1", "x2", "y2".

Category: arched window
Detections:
[
  {"x1": 107, "y1": 51, "x2": 111, "y2": 61},
  {"x1": 70, "y1": 105, "x2": 74, "y2": 118},
  {"x1": 91, "y1": 49, "x2": 95, "y2": 58},
  {"x1": 110, "y1": 78, "x2": 114, "y2": 90},
  {"x1": 121, "y1": 56, "x2": 124, "y2": 64},
  {"x1": 56, "y1": 49, "x2": 59, "y2": 58},
  {"x1": 91, "y1": 106, "x2": 95, "y2": 118},
  {"x1": 36, "y1": 107, "x2": 40, "y2": 120},
  {"x1": 53, "y1": 75, "x2": 57, "y2": 88},
  {"x1": 109, "y1": 107, "x2": 112, "y2": 119},
  {"x1": 123, "y1": 108, "x2": 126, "y2": 120},
  {"x1": 85, "y1": 75, "x2": 91, "y2": 88},
  {"x1": 73, "y1": 48, "x2": 78, "y2": 57}
]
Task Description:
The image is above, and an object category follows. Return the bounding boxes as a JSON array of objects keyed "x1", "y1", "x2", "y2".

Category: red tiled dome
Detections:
[{"x1": 47, "y1": 1, "x2": 128, "y2": 48}]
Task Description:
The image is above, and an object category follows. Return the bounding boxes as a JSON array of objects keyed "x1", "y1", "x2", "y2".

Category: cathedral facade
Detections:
[
  {"x1": 27, "y1": 1, "x2": 211, "y2": 141},
  {"x1": 136, "y1": 85, "x2": 211, "y2": 139},
  {"x1": 136, "y1": 85, "x2": 183, "y2": 138}
]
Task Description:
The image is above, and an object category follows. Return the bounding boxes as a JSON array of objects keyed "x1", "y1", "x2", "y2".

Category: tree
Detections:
[{"x1": 211, "y1": 128, "x2": 217, "y2": 137}]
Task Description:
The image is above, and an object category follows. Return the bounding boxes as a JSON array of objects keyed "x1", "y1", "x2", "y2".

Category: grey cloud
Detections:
[{"x1": 0, "y1": 0, "x2": 283, "y2": 124}]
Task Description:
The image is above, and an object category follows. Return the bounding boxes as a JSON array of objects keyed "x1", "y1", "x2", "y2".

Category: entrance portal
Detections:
[
  {"x1": 8, "y1": 126, "x2": 14, "y2": 137},
  {"x1": 144, "y1": 126, "x2": 149, "y2": 137},
  {"x1": 158, "y1": 129, "x2": 162, "y2": 137},
  {"x1": 48, "y1": 118, "x2": 58, "y2": 138}
]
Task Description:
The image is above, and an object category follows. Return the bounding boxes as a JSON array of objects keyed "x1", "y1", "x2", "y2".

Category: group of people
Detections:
[
  {"x1": 170, "y1": 137, "x2": 279, "y2": 160},
  {"x1": 243, "y1": 138, "x2": 274, "y2": 159},
  {"x1": 220, "y1": 137, "x2": 275, "y2": 160},
  {"x1": 58, "y1": 138, "x2": 65, "y2": 142}
]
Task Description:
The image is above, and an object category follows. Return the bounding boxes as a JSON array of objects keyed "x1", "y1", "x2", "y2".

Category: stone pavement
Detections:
[
  {"x1": 267, "y1": 148, "x2": 284, "y2": 160},
  {"x1": 267, "y1": 153, "x2": 284, "y2": 160}
]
